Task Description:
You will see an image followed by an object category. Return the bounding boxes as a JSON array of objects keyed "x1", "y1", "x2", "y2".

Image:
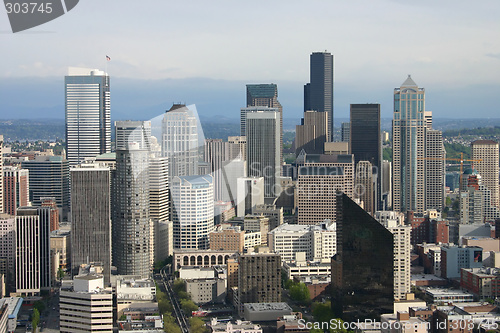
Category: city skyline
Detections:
[{"x1": 1, "y1": 1, "x2": 499, "y2": 120}]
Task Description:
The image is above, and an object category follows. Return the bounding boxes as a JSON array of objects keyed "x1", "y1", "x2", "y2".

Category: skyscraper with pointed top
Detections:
[{"x1": 392, "y1": 75, "x2": 426, "y2": 213}]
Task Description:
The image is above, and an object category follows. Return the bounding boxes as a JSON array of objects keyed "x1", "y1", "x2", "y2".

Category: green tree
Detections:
[
  {"x1": 180, "y1": 299, "x2": 198, "y2": 314},
  {"x1": 189, "y1": 317, "x2": 209, "y2": 333},
  {"x1": 33, "y1": 300, "x2": 45, "y2": 314},
  {"x1": 289, "y1": 282, "x2": 311, "y2": 305},
  {"x1": 173, "y1": 279, "x2": 186, "y2": 293},
  {"x1": 57, "y1": 267, "x2": 65, "y2": 282},
  {"x1": 383, "y1": 147, "x2": 392, "y2": 162},
  {"x1": 32, "y1": 308, "x2": 40, "y2": 330}
]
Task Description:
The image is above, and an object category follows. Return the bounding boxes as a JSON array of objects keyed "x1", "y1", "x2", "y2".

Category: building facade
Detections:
[
  {"x1": 392, "y1": 76, "x2": 426, "y2": 213},
  {"x1": 246, "y1": 111, "x2": 281, "y2": 199},
  {"x1": 171, "y1": 175, "x2": 214, "y2": 250},
  {"x1": 304, "y1": 52, "x2": 334, "y2": 141},
  {"x1": 112, "y1": 121, "x2": 151, "y2": 278},
  {"x1": 65, "y1": 67, "x2": 111, "y2": 166},
  {"x1": 70, "y1": 164, "x2": 111, "y2": 283},
  {"x1": 2, "y1": 166, "x2": 29, "y2": 216},
  {"x1": 471, "y1": 140, "x2": 499, "y2": 209}
]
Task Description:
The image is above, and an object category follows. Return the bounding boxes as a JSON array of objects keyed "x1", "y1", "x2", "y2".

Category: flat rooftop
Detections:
[{"x1": 244, "y1": 302, "x2": 293, "y2": 312}]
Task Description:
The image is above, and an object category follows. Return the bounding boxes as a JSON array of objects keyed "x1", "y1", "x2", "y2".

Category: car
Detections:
[{"x1": 52, "y1": 307, "x2": 55, "y2": 310}]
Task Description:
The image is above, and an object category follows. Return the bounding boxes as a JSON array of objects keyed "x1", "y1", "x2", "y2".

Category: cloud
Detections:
[{"x1": 485, "y1": 53, "x2": 500, "y2": 60}]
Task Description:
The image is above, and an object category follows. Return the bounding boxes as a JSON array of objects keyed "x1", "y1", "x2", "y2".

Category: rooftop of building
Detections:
[
  {"x1": 471, "y1": 140, "x2": 499, "y2": 145},
  {"x1": 400, "y1": 75, "x2": 418, "y2": 88},
  {"x1": 122, "y1": 302, "x2": 159, "y2": 311},
  {"x1": 425, "y1": 288, "x2": 474, "y2": 297},
  {"x1": 246, "y1": 83, "x2": 278, "y2": 98},
  {"x1": 284, "y1": 261, "x2": 331, "y2": 268},
  {"x1": 175, "y1": 174, "x2": 212, "y2": 185},
  {"x1": 209, "y1": 318, "x2": 261, "y2": 331},
  {"x1": 244, "y1": 302, "x2": 293, "y2": 312},
  {"x1": 0, "y1": 297, "x2": 23, "y2": 319},
  {"x1": 270, "y1": 221, "x2": 335, "y2": 233},
  {"x1": 411, "y1": 274, "x2": 447, "y2": 282}
]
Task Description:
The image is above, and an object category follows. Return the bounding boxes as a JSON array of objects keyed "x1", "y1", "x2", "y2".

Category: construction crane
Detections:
[{"x1": 420, "y1": 152, "x2": 482, "y2": 190}]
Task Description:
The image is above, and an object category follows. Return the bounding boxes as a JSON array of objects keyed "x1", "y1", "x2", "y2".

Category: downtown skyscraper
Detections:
[
  {"x1": 304, "y1": 52, "x2": 334, "y2": 141},
  {"x1": 112, "y1": 121, "x2": 151, "y2": 278},
  {"x1": 392, "y1": 76, "x2": 426, "y2": 213},
  {"x1": 65, "y1": 67, "x2": 111, "y2": 166}
]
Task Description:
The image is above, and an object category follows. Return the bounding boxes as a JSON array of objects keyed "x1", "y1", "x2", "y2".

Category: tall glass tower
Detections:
[
  {"x1": 65, "y1": 67, "x2": 111, "y2": 166},
  {"x1": 112, "y1": 121, "x2": 151, "y2": 278},
  {"x1": 304, "y1": 52, "x2": 334, "y2": 141},
  {"x1": 392, "y1": 76, "x2": 426, "y2": 213}
]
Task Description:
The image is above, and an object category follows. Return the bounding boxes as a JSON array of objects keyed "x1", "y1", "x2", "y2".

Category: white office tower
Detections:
[
  {"x1": 236, "y1": 177, "x2": 264, "y2": 217},
  {"x1": 60, "y1": 274, "x2": 113, "y2": 333},
  {"x1": 171, "y1": 175, "x2": 214, "y2": 250},
  {"x1": 162, "y1": 104, "x2": 202, "y2": 177},
  {"x1": 112, "y1": 121, "x2": 151, "y2": 278},
  {"x1": 65, "y1": 68, "x2": 110, "y2": 166},
  {"x1": 246, "y1": 110, "x2": 281, "y2": 199}
]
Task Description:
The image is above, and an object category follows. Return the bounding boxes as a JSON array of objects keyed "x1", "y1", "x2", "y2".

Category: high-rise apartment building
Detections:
[
  {"x1": 304, "y1": 52, "x2": 334, "y2": 141},
  {"x1": 295, "y1": 110, "x2": 328, "y2": 156},
  {"x1": 297, "y1": 154, "x2": 354, "y2": 225},
  {"x1": 171, "y1": 175, "x2": 214, "y2": 250},
  {"x1": 2, "y1": 166, "x2": 29, "y2": 216},
  {"x1": 246, "y1": 110, "x2": 281, "y2": 199},
  {"x1": 331, "y1": 193, "x2": 394, "y2": 321},
  {"x1": 71, "y1": 164, "x2": 111, "y2": 283},
  {"x1": 65, "y1": 67, "x2": 110, "y2": 166},
  {"x1": 426, "y1": 129, "x2": 446, "y2": 211},
  {"x1": 471, "y1": 140, "x2": 499, "y2": 209},
  {"x1": 162, "y1": 104, "x2": 200, "y2": 177},
  {"x1": 112, "y1": 121, "x2": 151, "y2": 278},
  {"x1": 238, "y1": 249, "x2": 281, "y2": 309},
  {"x1": 392, "y1": 76, "x2": 426, "y2": 213},
  {"x1": 350, "y1": 104, "x2": 381, "y2": 210},
  {"x1": 21, "y1": 156, "x2": 70, "y2": 220}
]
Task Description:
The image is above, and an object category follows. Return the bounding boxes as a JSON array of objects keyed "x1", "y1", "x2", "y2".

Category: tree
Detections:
[
  {"x1": 289, "y1": 282, "x2": 311, "y2": 305},
  {"x1": 189, "y1": 317, "x2": 209, "y2": 333},
  {"x1": 33, "y1": 300, "x2": 45, "y2": 314},
  {"x1": 180, "y1": 299, "x2": 198, "y2": 314},
  {"x1": 57, "y1": 267, "x2": 65, "y2": 282},
  {"x1": 32, "y1": 308, "x2": 40, "y2": 331},
  {"x1": 173, "y1": 279, "x2": 186, "y2": 293}
]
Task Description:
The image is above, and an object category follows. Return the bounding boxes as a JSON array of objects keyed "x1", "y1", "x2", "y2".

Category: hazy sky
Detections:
[{"x1": 1, "y1": 0, "x2": 499, "y2": 119}]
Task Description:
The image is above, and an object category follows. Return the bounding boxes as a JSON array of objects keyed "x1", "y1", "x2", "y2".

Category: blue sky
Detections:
[{"x1": 1, "y1": 0, "x2": 499, "y2": 120}]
